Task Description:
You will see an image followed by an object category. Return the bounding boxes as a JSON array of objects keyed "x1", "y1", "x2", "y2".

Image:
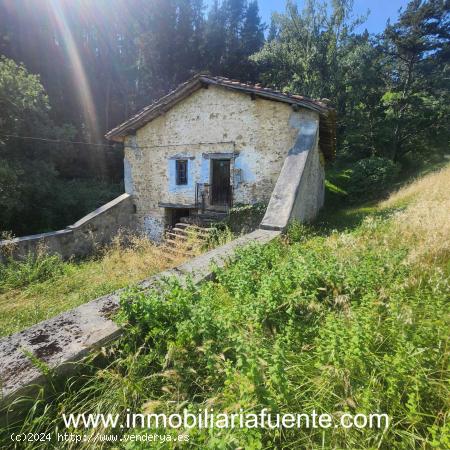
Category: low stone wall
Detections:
[{"x1": 0, "y1": 194, "x2": 136, "y2": 262}]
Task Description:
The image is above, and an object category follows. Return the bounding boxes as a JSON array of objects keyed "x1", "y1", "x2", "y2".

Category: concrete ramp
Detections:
[{"x1": 260, "y1": 115, "x2": 323, "y2": 230}]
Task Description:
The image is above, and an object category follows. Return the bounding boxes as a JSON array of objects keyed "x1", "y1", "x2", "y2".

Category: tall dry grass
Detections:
[
  {"x1": 0, "y1": 229, "x2": 206, "y2": 337},
  {"x1": 382, "y1": 165, "x2": 450, "y2": 265},
  {"x1": 98, "y1": 231, "x2": 200, "y2": 279}
]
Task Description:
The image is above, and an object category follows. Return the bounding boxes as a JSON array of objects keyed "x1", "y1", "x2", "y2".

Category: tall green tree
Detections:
[
  {"x1": 378, "y1": 0, "x2": 450, "y2": 161},
  {"x1": 204, "y1": 0, "x2": 228, "y2": 74},
  {"x1": 204, "y1": 0, "x2": 265, "y2": 80},
  {"x1": 0, "y1": 57, "x2": 73, "y2": 233},
  {"x1": 253, "y1": 0, "x2": 365, "y2": 97},
  {"x1": 240, "y1": 0, "x2": 266, "y2": 80},
  {"x1": 252, "y1": 0, "x2": 449, "y2": 165}
]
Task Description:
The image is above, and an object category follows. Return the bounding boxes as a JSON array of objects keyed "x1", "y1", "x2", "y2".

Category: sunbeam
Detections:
[{"x1": 48, "y1": 0, "x2": 100, "y2": 142}]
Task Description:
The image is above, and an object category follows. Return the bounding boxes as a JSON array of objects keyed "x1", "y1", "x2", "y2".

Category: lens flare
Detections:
[{"x1": 49, "y1": 0, "x2": 100, "y2": 142}]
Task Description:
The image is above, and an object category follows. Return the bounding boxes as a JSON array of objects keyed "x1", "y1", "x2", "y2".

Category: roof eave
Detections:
[
  {"x1": 105, "y1": 75, "x2": 333, "y2": 142},
  {"x1": 105, "y1": 76, "x2": 205, "y2": 141}
]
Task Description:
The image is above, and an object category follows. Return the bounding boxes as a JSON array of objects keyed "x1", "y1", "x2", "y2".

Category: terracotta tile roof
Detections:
[{"x1": 105, "y1": 74, "x2": 336, "y2": 159}]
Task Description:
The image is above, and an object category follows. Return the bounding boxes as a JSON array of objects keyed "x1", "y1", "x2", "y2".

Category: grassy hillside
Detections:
[{"x1": 1, "y1": 166, "x2": 449, "y2": 449}]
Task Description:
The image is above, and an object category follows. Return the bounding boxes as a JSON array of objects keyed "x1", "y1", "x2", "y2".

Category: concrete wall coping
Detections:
[
  {"x1": 68, "y1": 193, "x2": 131, "y2": 229},
  {"x1": 0, "y1": 228, "x2": 73, "y2": 246}
]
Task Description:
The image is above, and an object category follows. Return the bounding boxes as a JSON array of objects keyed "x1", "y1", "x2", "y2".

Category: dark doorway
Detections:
[
  {"x1": 211, "y1": 159, "x2": 231, "y2": 206},
  {"x1": 165, "y1": 208, "x2": 191, "y2": 227}
]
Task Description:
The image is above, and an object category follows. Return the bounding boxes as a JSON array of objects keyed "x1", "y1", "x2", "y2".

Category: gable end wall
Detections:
[{"x1": 124, "y1": 85, "x2": 321, "y2": 240}]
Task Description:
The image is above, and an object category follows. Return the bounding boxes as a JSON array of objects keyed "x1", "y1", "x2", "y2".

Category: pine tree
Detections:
[
  {"x1": 240, "y1": 0, "x2": 265, "y2": 80},
  {"x1": 204, "y1": 0, "x2": 228, "y2": 74},
  {"x1": 380, "y1": 0, "x2": 450, "y2": 160}
]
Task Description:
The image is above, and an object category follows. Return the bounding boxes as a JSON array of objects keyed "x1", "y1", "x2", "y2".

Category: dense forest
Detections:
[{"x1": 0, "y1": 0, "x2": 448, "y2": 235}]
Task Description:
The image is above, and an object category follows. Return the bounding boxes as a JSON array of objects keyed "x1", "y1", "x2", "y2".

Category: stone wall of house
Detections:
[
  {"x1": 0, "y1": 194, "x2": 136, "y2": 262},
  {"x1": 124, "y1": 85, "x2": 320, "y2": 240}
]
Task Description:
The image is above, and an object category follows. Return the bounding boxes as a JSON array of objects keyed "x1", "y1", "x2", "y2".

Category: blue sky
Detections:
[
  {"x1": 208, "y1": 1, "x2": 411, "y2": 33},
  {"x1": 257, "y1": 0, "x2": 410, "y2": 32}
]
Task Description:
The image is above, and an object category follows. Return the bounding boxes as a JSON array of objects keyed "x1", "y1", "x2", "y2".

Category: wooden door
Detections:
[{"x1": 211, "y1": 159, "x2": 231, "y2": 206}]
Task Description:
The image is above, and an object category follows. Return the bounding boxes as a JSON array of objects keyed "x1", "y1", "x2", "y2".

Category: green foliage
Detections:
[
  {"x1": 344, "y1": 157, "x2": 401, "y2": 202},
  {"x1": 323, "y1": 157, "x2": 400, "y2": 207},
  {"x1": 0, "y1": 56, "x2": 50, "y2": 133},
  {"x1": 0, "y1": 171, "x2": 122, "y2": 236},
  {"x1": 44, "y1": 179, "x2": 123, "y2": 233},
  {"x1": 205, "y1": 224, "x2": 236, "y2": 248},
  {"x1": 0, "y1": 56, "x2": 122, "y2": 235},
  {"x1": 226, "y1": 202, "x2": 267, "y2": 233},
  {"x1": 253, "y1": 0, "x2": 449, "y2": 165},
  {"x1": 252, "y1": 0, "x2": 365, "y2": 99},
  {"x1": 284, "y1": 220, "x2": 315, "y2": 243},
  {"x1": 0, "y1": 252, "x2": 68, "y2": 292},
  {"x1": 3, "y1": 194, "x2": 448, "y2": 449},
  {"x1": 0, "y1": 57, "x2": 60, "y2": 233},
  {"x1": 135, "y1": 0, "x2": 265, "y2": 105}
]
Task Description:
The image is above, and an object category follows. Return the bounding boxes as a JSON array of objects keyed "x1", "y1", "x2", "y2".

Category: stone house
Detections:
[{"x1": 105, "y1": 74, "x2": 336, "y2": 241}]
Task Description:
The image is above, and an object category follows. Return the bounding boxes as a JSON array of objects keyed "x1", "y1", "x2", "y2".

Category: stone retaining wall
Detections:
[{"x1": 0, "y1": 194, "x2": 136, "y2": 262}]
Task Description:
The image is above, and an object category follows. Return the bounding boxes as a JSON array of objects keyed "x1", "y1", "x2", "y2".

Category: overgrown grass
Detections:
[
  {"x1": 0, "y1": 231, "x2": 213, "y2": 337},
  {"x1": 1, "y1": 166, "x2": 449, "y2": 449}
]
